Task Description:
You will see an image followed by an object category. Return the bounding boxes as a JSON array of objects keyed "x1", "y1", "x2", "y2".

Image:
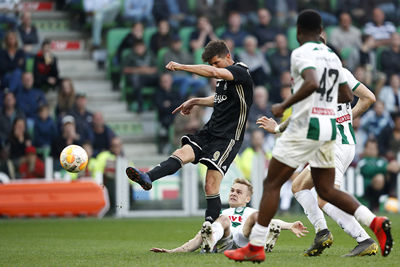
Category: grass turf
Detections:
[{"x1": 0, "y1": 213, "x2": 399, "y2": 266}]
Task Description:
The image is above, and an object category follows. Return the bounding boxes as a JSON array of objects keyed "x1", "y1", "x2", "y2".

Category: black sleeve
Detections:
[{"x1": 225, "y1": 65, "x2": 251, "y2": 83}]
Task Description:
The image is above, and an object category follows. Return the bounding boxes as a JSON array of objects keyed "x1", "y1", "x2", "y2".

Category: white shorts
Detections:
[
  {"x1": 272, "y1": 136, "x2": 335, "y2": 169},
  {"x1": 305, "y1": 143, "x2": 355, "y2": 187},
  {"x1": 333, "y1": 143, "x2": 355, "y2": 188},
  {"x1": 215, "y1": 225, "x2": 254, "y2": 252}
]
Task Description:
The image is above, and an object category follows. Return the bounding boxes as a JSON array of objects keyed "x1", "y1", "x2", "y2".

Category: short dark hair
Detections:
[
  {"x1": 297, "y1": 9, "x2": 322, "y2": 33},
  {"x1": 202, "y1": 40, "x2": 230, "y2": 63}
]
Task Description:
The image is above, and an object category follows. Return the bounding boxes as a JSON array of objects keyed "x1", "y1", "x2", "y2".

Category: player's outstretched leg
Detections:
[
  {"x1": 125, "y1": 167, "x2": 153, "y2": 190},
  {"x1": 126, "y1": 154, "x2": 186, "y2": 190}
]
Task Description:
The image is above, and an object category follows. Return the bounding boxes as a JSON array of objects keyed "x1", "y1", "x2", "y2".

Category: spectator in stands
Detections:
[
  {"x1": 18, "y1": 145, "x2": 45, "y2": 179},
  {"x1": 267, "y1": 34, "x2": 291, "y2": 79},
  {"x1": 69, "y1": 93, "x2": 94, "y2": 144},
  {"x1": 6, "y1": 117, "x2": 31, "y2": 170},
  {"x1": 79, "y1": 141, "x2": 96, "y2": 179},
  {"x1": 352, "y1": 116, "x2": 368, "y2": 163},
  {"x1": 380, "y1": 33, "x2": 400, "y2": 79},
  {"x1": 253, "y1": 8, "x2": 281, "y2": 53},
  {"x1": 155, "y1": 73, "x2": 181, "y2": 154},
  {"x1": 329, "y1": 12, "x2": 361, "y2": 53},
  {"x1": 94, "y1": 136, "x2": 124, "y2": 215},
  {"x1": 358, "y1": 139, "x2": 400, "y2": 211},
  {"x1": 83, "y1": 0, "x2": 121, "y2": 48},
  {"x1": 386, "y1": 113, "x2": 400, "y2": 160},
  {"x1": 225, "y1": 0, "x2": 259, "y2": 25},
  {"x1": 163, "y1": 35, "x2": 207, "y2": 98},
  {"x1": 195, "y1": 0, "x2": 225, "y2": 26},
  {"x1": 33, "y1": 104, "x2": 57, "y2": 154},
  {"x1": 263, "y1": 0, "x2": 297, "y2": 27},
  {"x1": 91, "y1": 111, "x2": 115, "y2": 156},
  {"x1": 51, "y1": 115, "x2": 81, "y2": 169},
  {"x1": 153, "y1": 0, "x2": 195, "y2": 30},
  {"x1": 55, "y1": 78, "x2": 76, "y2": 119},
  {"x1": 0, "y1": 91, "x2": 24, "y2": 146},
  {"x1": 223, "y1": 37, "x2": 240, "y2": 62},
  {"x1": 0, "y1": 31, "x2": 25, "y2": 92},
  {"x1": 0, "y1": 0, "x2": 19, "y2": 40},
  {"x1": 347, "y1": 34, "x2": 376, "y2": 72},
  {"x1": 173, "y1": 96, "x2": 203, "y2": 148},
  {"x1": 239, "y1": 129, "x2": 271, "y2": 180},
  {"x1": 361, "y1": 100, "x2": 394, "y2": 152},
  {"x1": 247, "y1": 86, "x2": 273, "y2": 133},
  {"x1": 364, "y1": 7, "x2": 396, "y2": 47},
  {"x1": 16, "y1": 72, "x2": 47, "y2": 129},
  {"x1": 221, "y1": 11, "x2": 249, "y2": 47},
  {"x1": 122, "y1": 40, "x2": 158, "y2": 113},
  {"x1": 189, "y1": 16, "x2": 218, "y2": 52},
  {"x1": 347, "y1": 34, "x2": 386, "y2": 94},
  {"x1": 379, "y1": 74, "x2": 400, "y2": 115},
  {"x1": 150, "y1": 19, "x2": 173, "y2": 55},
  {"x1": 33, "y1": 39, "x2": 59, "y2": 91},
  {"x1": 270, "y1": 70, "x2": 291, "y2": 103},
  {"x1": 238, "y1": 35, "x2": 271, "y2": 86},
  {"x1": 112, "y1": 22, "x2": 144, "y2": 91},
  {"x1": 17, "y1": 11, "x2": 39, "y2": 55},
  {"x1": 122, "y1": 0, "x2": 154, "y2": 25}
]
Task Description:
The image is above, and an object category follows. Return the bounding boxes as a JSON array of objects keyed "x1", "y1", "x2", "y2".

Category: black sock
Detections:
[
  {"x1": 147, "y1": 155, "x2": 183, "y2": 182},
  {"x1": 205, "y1": 193, "x2": 221, "y2": 222}
]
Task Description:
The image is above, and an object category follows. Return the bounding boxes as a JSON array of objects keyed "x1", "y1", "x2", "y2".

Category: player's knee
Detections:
[
  {"x1": 205, "y1": 183, "x2": 219, "y2": 195},
  {"x1": 291, "y1": 180, "x2": 301, "y2": 194},
  {"x1": 317, "y1": 197, "x2": 327, "y2": 209},
  {"x1": 218, "y1": 215, "x2": 230, "y2": 227}
]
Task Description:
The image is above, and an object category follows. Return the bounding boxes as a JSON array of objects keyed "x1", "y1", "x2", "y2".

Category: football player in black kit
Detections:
[{"x1": 126, "y1": 40, "x2": 253, "y2": 224}]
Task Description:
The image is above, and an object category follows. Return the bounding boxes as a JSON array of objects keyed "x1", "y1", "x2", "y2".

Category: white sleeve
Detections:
[
  {"x1": 291, "y1": 48, "x2": 316, "y2": 75},
  {"x1": 343, "y1": 68, "x2": 360, "y2": 91},
  {"x1": 337, "y1": 67, "x2": 348, "y2": 86}
]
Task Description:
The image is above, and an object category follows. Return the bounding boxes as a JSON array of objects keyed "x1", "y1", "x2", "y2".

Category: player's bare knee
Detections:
[
  {"x1": 317, "y1": 196, "x2": 327, "y2": 209},
  {"x1": 291, "y1": 179, "x2": 301, "y2": 194},
  {"x1": 172, "y1": 145, "x2": 195, "y2": 163},
  {"x1": 205, "y1": 183, "x2": 219, "y2": 195}
]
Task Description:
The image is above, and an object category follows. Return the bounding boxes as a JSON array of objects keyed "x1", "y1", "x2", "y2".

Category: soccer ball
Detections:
[
  {"x1": 384, "y1": 197, "x2": 399, "y2": 213},
  {"x1": 60, "y1": 145, "x2": 88, "y2": 173}
]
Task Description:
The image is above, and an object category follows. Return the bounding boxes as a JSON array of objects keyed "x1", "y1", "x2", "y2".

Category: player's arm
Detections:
[
  {"x1": 256, "y1": 116, "x2": 290, "y2": 134},
  {"x1": 166, "y1": 61, "x2": 234, "y2": 80},
  {"x1": 270, "y1": 219, "x2": 308, "y2": 238},
  {"x1": 172, "y1": 95, "x2": 214, "y2": 115},
  {"x1": 352, "y1": 83, "x2": 376, "y2": 119},
  {"x1": 271, "y1": 68, "x2": 318, "y2": 117},
  {"x1": 150, "y1": 233, "x2": 202, "y2": 253},
  {"x1": 338, "y1": 82, "x2": 354, "y2": 103}
]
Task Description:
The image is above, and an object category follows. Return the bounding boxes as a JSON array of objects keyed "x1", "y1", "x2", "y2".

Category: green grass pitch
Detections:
[{"x1": 1, "y1": 213, "x2": 399, "y2": 266}]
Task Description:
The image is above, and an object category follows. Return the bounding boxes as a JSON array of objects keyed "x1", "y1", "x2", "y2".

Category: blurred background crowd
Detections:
[{"x1": 1, "y1": 0, "x2": 400, "y2": 213}]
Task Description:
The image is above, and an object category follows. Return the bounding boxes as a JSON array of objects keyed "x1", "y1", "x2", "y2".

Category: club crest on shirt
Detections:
[{"x1": 212, "y1": 151, "x2": 220, "y2": 161}]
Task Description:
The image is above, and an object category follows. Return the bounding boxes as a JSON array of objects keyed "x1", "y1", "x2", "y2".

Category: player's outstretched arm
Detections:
[
  {"x1": 271, "y1": 68, "x2": 319, "y2": 117},
  {"x1": 150, "y1": 233, "x2": 202, "y2": 253},
  {"x1": 166, "y1": 61, "x2": 234, "y2": 80},
  {"x1": 256, "y1": 116, "x2": 290, "y2": 134},
  {"x1": 352, "y1": 83, "x2": 376, "y2": 119},
  {"x1": 172, "y1": 95, "x2": 214, "y2": 115},
  {"x1": 270, "y1": 219, "x2": 308, "y2": 238}
]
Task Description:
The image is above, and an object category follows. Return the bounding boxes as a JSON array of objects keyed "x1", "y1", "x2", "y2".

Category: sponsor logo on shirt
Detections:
[
  {"x1": 311, "y1": 107, "x2": 335, "y2": 116},
  {"x1": 336, "y1": 114, "x2": 351, "y2": 123},
  {"x1": 229, "y1": 215, "x2": 243, "y2": 223},
  {"x1": 214, "y1": 94, "x2": 227, "y2": 104}
]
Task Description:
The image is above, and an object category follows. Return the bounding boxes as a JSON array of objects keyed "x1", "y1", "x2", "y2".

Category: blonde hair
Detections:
[{"x1": 233, "y1": 178, "x2": 253, "y2": 196}]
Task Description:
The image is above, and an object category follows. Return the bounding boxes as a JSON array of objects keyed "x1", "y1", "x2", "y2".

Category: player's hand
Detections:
[
  {"x1": 165, "y1": 61, "x2": 182, "y2": 71},
  {"x1": 150, "y1": 247, "x2": 173, "y2": 253},
  {"x1": 172, "y1": 99, "x2": 196, "y2": 115},
  {"x1": 256, "y1": 116, "x2": 278, "y2": 134},
  {"x1": 290, "y1": 221, "x2": 308, "y2": 238},
  {"x1": 271, "y1": 103, "x2": 285, "y2": 117}
]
